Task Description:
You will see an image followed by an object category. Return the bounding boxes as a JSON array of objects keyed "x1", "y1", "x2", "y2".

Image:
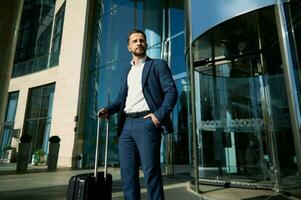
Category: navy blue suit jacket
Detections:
[{"x1": 107, "y1": 57, "x2": 178, "y2": 136}]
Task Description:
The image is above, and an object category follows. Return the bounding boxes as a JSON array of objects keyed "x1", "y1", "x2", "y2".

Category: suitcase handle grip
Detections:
[{"x1": 94, "y1": 117, "x2": 109, "y2": 181}]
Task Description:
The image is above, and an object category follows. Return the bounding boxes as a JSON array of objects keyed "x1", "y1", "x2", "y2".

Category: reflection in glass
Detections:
[
  {"x1": 169, "y1": 30, "x2": 189, "y2": 164},
  {"x1": 194, "y1": 73, "x2": 269, "y2": 182},
  {"x1": 191, "y1": 5, "x2": 301, "y2": 188},
  {"x1": 172, "y1": 78, "x2": 189, "y2": 164},
  {"x1": 11, "y1": 0, "x2": 66, "y2": 77},
  {"x1": 170, "y1": 34, "x2": 186, "y2": 75},
  {"x1": 280, "y1": 1, "x2": 301, "y2": 189},
  {"x1": 24, "y1": 83, "x2": 55, "y2": 155},
  {"x1": 83, "y1": 0, "x2": 188, "y2": 168},
  {"x1": 83, "y1": 0, "x2": 140, "y2": 168},
  {"x1": 50, "y1": 2, "x2": 65, "y2": 66},
  {"x1": 0, "y1": 92, "x2": 19, "y2": 151},
  {"x1": 284, "y1": 1, "x2": 301, "y2": 127}
]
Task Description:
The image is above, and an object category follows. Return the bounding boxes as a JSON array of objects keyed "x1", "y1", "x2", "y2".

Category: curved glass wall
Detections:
[
  {"x1": 189, "y1": 0, "x2": 276, "y2": 41},
  {"x1": 82, "y1": 0, "x2": 189, "y2": 169},
  {"x1": 190, "y1": 4, "x2": 301, "y2": 190}
]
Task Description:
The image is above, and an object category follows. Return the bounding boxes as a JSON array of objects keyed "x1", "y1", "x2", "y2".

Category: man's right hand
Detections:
[{"x1": 98, "y1": 108, "x2": 109, "y2": 119}]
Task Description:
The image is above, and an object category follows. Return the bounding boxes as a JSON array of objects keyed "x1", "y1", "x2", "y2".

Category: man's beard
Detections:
[{"x1": 132, "y1": 48, "x2": 146, "y2": 57}]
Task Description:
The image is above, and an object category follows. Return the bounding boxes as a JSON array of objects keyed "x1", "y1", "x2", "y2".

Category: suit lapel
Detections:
[
  {"x1": 142, "y1": 57, "x2": 152, "y2": 87},
  {"x1": 122, "y1": 66, "x2": 131, "y2": 93}
]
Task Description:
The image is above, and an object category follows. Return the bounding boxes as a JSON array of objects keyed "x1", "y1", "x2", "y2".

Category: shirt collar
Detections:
[{"x1": 130, "y1": 56, "x2": 147, "y2": 66}]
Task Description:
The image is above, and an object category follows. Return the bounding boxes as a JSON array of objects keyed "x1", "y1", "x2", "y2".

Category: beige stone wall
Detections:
[
  {"x1": 9, "y1": 67, "x2": 58, "y2": 150},
  {"x1": 8, "y1": 0, "x2": 90, "y2": 167},
  {"x1": 49, "y1": 0, "x2": 89, "y2": 167},
  {"x1": 54, "y1": 0, "x2": 66, "y2": 12}
]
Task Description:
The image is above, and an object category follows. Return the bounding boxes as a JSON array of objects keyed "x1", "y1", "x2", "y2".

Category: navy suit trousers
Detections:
[{"x1": 119, "y1": 117, "x2": 164, "y2": 200}]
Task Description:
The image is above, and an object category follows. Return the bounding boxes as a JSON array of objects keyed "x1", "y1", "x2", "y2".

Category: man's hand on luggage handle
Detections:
[{"x1": 98, "y1": 108, "x2": 109, "y2": 119}]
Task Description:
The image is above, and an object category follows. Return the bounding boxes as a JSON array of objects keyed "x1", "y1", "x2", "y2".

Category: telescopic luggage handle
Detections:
[{"x1": 94, "y1": 117, "x2": 109, "y2": 181}]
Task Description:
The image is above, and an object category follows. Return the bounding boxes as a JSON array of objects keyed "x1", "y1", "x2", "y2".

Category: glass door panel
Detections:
[
  {"x1": 194, "y1": 71, "x2": 271, "y2": 185},
  {"x1": 191, "y1": 5, "x2": 301, "y2": 190}
]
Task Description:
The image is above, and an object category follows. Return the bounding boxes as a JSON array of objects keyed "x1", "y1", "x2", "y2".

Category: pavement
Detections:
[{"x1": 0, "y1": 163, "x2": 300, "y2": 200}]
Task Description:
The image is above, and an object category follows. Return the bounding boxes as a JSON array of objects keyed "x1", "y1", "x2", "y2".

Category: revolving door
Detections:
[{"x1": 191, "y1": 4, "x2": 301, "y2": 189}]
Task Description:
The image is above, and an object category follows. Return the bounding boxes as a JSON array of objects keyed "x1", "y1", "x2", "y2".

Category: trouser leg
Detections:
[
  {"x1": 133, "y1": 118, "x2": 164, "y2": 200},
  {"x1": 119, "y1": 120, "x2": 141, "y2": 200}
]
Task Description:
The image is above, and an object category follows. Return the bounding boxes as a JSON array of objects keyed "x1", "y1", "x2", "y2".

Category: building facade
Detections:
[
  {"x1": 0, "y1": 0, "x2": 300, "y2": 195},
  {"x1": 0, "y1": 0, "x2": 189, "y2": 170},
  {"x1": 0, "y1": 0, "x2": 24, "y2": 159},
  {"x1": 81, "y1": 0, "x2": 188, "y2": 169},
  {"x1": 186, "y1": 0, "x2": 301, "y2": 192},
  {"x1": 1, "y1": 0, "x2": 95, "y2": 167}
]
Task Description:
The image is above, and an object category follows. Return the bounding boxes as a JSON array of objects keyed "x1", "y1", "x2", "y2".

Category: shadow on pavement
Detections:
[
  {"x1": 241, "y1": 195, "x2": 293, "y2": 200},
  {"x1": 0, "y1": 167, "x2": 198, "y2": 200},
  {"x1": 0, "y1": 185, "x2": 68, "y2": 200}
]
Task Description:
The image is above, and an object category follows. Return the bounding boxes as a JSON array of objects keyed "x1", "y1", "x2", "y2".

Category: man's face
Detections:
[{"x1": 128, "y1": 33, "x2": 147, "y2": 57}]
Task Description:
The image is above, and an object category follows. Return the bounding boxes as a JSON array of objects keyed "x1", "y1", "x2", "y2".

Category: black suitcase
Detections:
[{"x1": 67, "y1": 118, "x2": 112, "y2": 200}]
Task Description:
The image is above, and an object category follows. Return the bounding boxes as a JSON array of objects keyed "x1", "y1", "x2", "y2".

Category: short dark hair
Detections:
[{"x1": 127, "y1": 30, "x2": 147, "y2": 43}]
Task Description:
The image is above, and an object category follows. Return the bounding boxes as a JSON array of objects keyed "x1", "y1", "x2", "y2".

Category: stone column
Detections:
[{"x1": 0, "y1": 1, "x2": 24, "y2": 145}]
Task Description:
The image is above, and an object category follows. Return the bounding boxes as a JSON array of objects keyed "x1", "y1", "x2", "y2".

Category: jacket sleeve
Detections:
[
  {"x1": 106, "y1": 90, "x2": 122, "y2": 115},
  {"x1": 153, "y1": 60, "x2": 178, "y2": 122}
]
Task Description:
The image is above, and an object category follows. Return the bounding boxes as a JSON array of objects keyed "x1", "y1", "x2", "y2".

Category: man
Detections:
[{"x1": 98, "y1": 30, "x2": 178, "y2": 200}]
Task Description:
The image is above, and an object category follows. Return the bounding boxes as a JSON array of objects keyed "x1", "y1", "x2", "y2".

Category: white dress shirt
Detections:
[{"x1": 124, "y1": 56, "x2": 150, "y2": 113}]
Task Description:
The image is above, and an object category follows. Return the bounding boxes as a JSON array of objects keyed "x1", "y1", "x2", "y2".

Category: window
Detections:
[
  {"x1": 23, "y1": 83, "x2": 55, "y2": 154},
  {"x1": 50, "y1": 2, "x2": 66, "y2": 66},
  {"x1": 12, "y1": 0, "x2": 56, "y2": 77},
  {"x1": 0, "y1": 92, "x2": 19, "y2": 151}
]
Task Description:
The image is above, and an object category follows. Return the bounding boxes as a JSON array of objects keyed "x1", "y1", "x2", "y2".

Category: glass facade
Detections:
[
  {"x1": 280, "y1": 0, "x2": 301, "y2": 190},
  {"x1": 50, "y1": 2, "x2": 66, "y2": 66},
  {"x1": 82, "y1": 0, "x2": 188, "y2": 168},
  {"x1": 12, "y1": 0, "x2": 65, "y2": 77},
  {"x1": 0, "y1": 92, "x2": 19, "y2": 151},
  {"x1": 1, "y1": 0, "x2": 301, "y2": 197},
  {"x1": 23, "y1": 83, "x2": 55, "y2": 155},
  {"x1": 286, "y1": 2, "x2": 301, "y2": 78},
  {"x1": 189, "y1": 1, "x2": 301, "y2": 191},
  {"x1": 190, "y1": 0, "x2": 275, "y2": 41}
]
